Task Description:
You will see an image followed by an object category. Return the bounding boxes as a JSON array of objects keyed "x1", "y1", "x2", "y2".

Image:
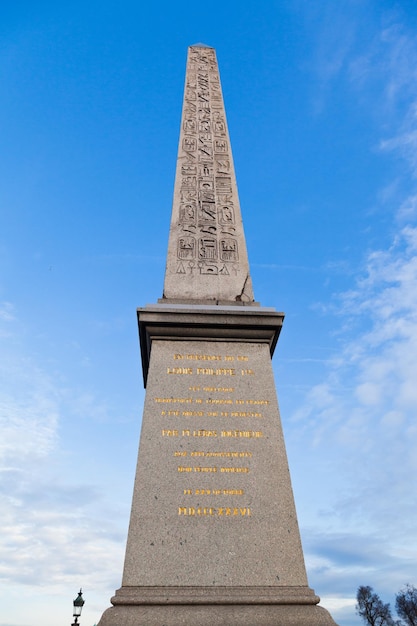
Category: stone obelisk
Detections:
[{"x1": 98, "y1": 44, "x2": 337, "y2": 626}]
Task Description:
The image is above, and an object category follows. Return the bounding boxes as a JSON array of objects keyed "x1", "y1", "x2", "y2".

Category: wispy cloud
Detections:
[{"x1": 0, "y1": 306, "x2": 126, "y2": 596}]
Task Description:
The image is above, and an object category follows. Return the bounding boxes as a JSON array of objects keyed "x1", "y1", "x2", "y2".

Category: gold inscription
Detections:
[
  {"x1": 178, "y1": 466, "x2": 217, "y2": 473},
  {"x1": 155, "y1": 397, "x2": 192, "y2": 403},
  {"x1": 203, "y1": 387, "x2": 234, "y2": 392},
  {"x1": 192, "y1": 489, "x2": 244, "y2": 495},
  {"x1": 178, "y1": 466, "x2": 249, "y2": 473},
  {"x1": 174, "y1": 354, "x2": 222, "y2": 361},
  {"x1": 173, "y1": 355, "x2": 248, "y2": 363},
  {"x1": 190, "y1": 451, "x2": 252, "y2": 458},
  {"x1": 167, "y1": 367, "x2": 193, "y2": 374},
  {"x1": 161, "y1": 429, "x2": 179, "y2": 437},
  {"x1": 178, "y1": 507, "x2": 251, "y2": 517},
  {"x1": 155, "y1": 396, "x2": 269, "y2": 405},
  {"x1": 197, "y1": 368, "x2": 236, "y2": 376},
  {"x1": 178, "y1": 429, "x2": 218, "y2": 437},
  {"x1": 221, "y1": 430, "x2": 263, "y2": 438}
]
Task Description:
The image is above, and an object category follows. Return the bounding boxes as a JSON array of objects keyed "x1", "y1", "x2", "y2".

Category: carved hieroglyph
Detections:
[{"x1": 163, "y1": 45, "x2": 254, "y2": 303}]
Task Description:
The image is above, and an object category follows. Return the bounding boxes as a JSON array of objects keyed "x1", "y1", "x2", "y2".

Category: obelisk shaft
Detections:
[{"x1": 163, "y1": 45, "x2": 254, "y2": 303}]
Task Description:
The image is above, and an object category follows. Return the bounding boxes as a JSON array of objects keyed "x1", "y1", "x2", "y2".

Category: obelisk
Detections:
[{"x1": 98, "y1": 44, "x2": 337, "y2": 626}]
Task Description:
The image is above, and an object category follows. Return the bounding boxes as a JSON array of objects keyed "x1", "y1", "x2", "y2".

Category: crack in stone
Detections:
[{"x1": 236, "y1": 274, "x2": 250, "y2": 302}]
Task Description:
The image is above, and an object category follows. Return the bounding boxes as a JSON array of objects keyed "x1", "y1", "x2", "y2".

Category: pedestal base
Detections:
[{"x1": 98, "y1": 586, "x2": 338, "y2": 626}]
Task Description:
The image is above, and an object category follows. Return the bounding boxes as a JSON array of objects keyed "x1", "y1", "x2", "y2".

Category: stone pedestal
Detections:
[
  {"x1": 99, "y1": 587, "x2": 336, "y2": 625},
  {"x1": 98, "y1": 306, "x2": 338, "y2": 626}
]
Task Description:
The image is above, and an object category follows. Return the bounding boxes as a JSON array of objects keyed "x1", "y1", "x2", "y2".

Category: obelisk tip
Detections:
[{"x1": 190, "y1": 42, "x2": 213, "y2": 49}]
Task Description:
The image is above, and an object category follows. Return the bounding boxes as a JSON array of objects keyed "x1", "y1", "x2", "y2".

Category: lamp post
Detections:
[{"x1": 72, "y1": 589, "x2": 85, "y2": 626}]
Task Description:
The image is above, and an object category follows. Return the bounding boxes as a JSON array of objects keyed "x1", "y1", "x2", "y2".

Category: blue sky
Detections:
[{"x1": 1, "y1": 1, "x2": 417, "y2": 625}]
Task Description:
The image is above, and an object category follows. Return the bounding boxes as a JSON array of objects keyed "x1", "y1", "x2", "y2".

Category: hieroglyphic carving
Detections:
[
  {"x1": 178, "y1": 237, "x2": 196, "y2": 260},
  {"x1": 175, "y1": 46, "x2": 240, "y2": 273},
  {"x1": 179, "y1": 202, "x2": 197, "y2": 224},
  {"x1": 220, "y1": 238, "x2": 238, "y2": 261}
]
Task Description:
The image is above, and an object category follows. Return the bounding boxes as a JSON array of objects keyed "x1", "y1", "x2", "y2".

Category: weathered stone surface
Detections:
[
  {"x1": 99, "y1": 584, "x2": 337, "y2": 625},
  {"x1": 123, "y1": 338, "x2": 307, "y2": 587},
  {"x1": 99, "y1": 600, "x2": 336, "y2": 626},
  {"x1": 163, "y1": 45, "x2": 254, "y2": 303}
]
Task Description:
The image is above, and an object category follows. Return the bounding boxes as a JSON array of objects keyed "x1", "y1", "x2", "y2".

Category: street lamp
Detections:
[{"x1": 72, "y1": 589, "x2": 85, "y2": 626}]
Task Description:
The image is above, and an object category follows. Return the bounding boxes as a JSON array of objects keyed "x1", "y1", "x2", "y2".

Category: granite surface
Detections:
[
  {"x1": 123, "y1": 339, "x2": 307, "y2": 587},
  {"x1": 163, "y1": 45, "x2": 254, "y2": 303}
]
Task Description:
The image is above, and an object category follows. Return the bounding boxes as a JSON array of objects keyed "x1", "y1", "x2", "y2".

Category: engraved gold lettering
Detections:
[
  {"x1": 162, "y1": 429, "x2": 179, "y2": 437},
  {"x1": 155, "y1": 398, "x2": 193, "y2": 403},
  {"x1": 178, "y1": 507, "x2": 252, "y2": 517},
  {"x1": 192, "y1": 430, "x2": 217, "y2": 437},
  {"x1": 220, "y1": 467, "x2": 249, "y2": 473},
  {"x1": 197, "y1": 368, "x2": 235, "y2": 376},
  {"x1": 194, "y1": 489, "x2": 245, "y2": 496},
  {"x1": 230, "y1": 411, "x2": 262, "y2": 418},
  {"x1": 167, "y1": 367, "x2": 193, "y2": 375},
  {"x1": 220, "y1": 430, "x2": 263, "y2": 438},
  {"x1": 175, "y1": 354, "x2": 222, "y2": 361},
  {"x1": 190, "y1": 451, "x2": 252, "y2": 458}
]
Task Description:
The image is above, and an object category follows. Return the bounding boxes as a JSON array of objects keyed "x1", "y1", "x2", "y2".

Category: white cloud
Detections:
[
  {"x1": 289, "y1": 222, "x2": 417, "y2": 623},
  {"x1": 0, "y1": 306, "x2": 126, "y2": 599}
]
